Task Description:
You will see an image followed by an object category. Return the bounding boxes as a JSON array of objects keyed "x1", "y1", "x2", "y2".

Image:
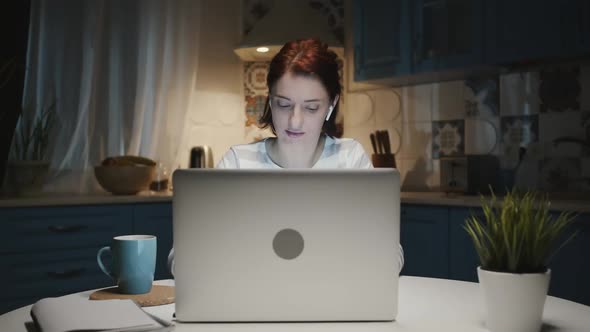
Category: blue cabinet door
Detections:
[
  {"x1": 547, "y1": 213, "x2": 590, "y2": 306},
  {"x1": 353, "y1": 0, "x2": 412, "y2": 81},
  {"x1": 412, "y1": 0, "x2": 484, "y2": 72},
  {"x1": 400, "y1": 204, "x2": 449, "y2": 278},
  {"x1": 485, "y1": 0, "x2": 562, "y2": 64},
  {"x1": 448, "y1": 207, "x2": 482, "y2": 282},
  {"x1": 133, "y1": 203, "x2": 173, "y2": 280},
  {"x1": 561, "y1": 0, "x2": 590, "y2": 57}
]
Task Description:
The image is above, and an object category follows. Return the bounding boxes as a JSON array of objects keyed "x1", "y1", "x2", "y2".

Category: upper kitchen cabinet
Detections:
[
  {"x1": 561, "y1": 0, "x2": 590, "y2": 57},
  {"x1": 412, "y1": 0, "x2": 484, "y2": 72},
  {"x1": 352, "y1": 0, "x2": 485, "y2": 84},
  {"x1": 485, "y1": 0, "x2": 563, "y2": 64},
  {"x1": 352, "y1": 0, "x2": 590, "y2": 84},
  {"x1": 352, "y1": 0, "x2": 412, "y2": 81}
]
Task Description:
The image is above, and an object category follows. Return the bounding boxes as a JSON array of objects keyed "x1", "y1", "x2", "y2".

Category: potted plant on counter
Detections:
[
  {"x1": 4, "y1": 100, "x2": 56, "y2": 196},
  {"x1": 464, "y1": 188, "x2": 577, "y2": 332}
]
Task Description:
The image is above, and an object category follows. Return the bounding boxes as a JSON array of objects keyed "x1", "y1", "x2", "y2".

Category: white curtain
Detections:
[{"x1": 10, "y1": 0, "x2": 201, "y2": 193}]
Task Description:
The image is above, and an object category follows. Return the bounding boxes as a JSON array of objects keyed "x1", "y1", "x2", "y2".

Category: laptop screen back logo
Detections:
[{"x1": 272, "y1": 228, "x2": 304, "y2": 260}]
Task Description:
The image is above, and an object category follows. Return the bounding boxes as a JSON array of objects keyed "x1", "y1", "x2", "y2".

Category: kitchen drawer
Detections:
[
  {"x1": 0, "y1": 247, "x2": 113, "y2": 310},
  {"x1": 0, "y1": 205, "x2": 133, "y2": 253}
]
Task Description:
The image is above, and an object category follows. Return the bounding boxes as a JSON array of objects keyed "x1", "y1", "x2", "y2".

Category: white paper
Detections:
[{"x1": 30, "y1": 296, "x2": 167, "y2": 332}]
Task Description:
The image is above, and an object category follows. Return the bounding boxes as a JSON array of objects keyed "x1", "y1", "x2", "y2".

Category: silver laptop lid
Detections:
[{"x1": 172, "y1": 169, "x2": 400, "y2": 322}]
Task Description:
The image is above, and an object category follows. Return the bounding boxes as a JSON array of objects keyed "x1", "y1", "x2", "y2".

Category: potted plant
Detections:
[
  {"x1": 465, "y1": 188, "x2": 577, "y2": 332},
  {"x1": 4, "y1": 100, "x2": 56, "y2": 196}
]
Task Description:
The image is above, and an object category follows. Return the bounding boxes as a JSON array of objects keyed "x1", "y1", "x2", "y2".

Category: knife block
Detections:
[{"x1": 372, "y1": 153, "x2": 397, "y2": 168}]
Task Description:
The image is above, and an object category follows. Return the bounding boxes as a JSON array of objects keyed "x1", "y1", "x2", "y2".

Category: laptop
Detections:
[{"x1": 172, "y1": 169, "x2": 401, "y2": 322}]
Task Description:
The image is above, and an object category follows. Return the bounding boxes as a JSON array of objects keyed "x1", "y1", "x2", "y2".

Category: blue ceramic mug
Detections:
[{"x1": 97, "y1": 235, "x2": 157, "y2": 294}]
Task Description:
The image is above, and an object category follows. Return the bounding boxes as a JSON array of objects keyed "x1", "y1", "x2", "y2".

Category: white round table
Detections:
[{"x1": 1, "y1": 276, "x2": 589, "y2": 331}]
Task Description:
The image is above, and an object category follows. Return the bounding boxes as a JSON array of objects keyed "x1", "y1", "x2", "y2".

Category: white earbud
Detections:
[{"x1": 325, "y1": 105, "x2": 334, "y2": 121}]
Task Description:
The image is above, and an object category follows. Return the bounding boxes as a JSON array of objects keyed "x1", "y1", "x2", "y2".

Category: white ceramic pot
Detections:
[{"x1": 478, "y1": 267, "x2": 550, "y2": 332}]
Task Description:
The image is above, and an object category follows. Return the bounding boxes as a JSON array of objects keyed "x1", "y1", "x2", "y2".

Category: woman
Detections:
[
  {"x1": 168, "y1": 38, "x2": 403, "y2": 274},
  {"x1": 218, "y1": 38, "x2": 371, "y2": 169}
]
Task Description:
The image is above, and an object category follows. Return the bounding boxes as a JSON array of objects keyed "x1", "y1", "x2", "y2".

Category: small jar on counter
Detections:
[{"x1": 149, "y1": 162, "x2": 170, "y2": 192}]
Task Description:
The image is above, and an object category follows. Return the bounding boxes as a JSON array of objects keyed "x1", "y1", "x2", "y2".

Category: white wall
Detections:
[{"x1": 177, "y1": 0, "x2": 245, "y2": 168}]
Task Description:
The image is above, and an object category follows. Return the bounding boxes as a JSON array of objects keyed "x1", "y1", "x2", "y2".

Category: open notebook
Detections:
[{"x1": 30, "y1": 296, "x2": 172, "y2": 332}]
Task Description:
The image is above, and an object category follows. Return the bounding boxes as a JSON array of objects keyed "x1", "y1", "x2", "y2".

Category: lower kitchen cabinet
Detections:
[
  {"x1": 547, "y1": 213, "x2": 590, "y2": 305},
  {"x1": 448, "y1": 207, "x2": 482, "y2": 282},
  {"x1": 0, "y1": 202, "x2": 173, "y2": 314},
  {"x1": 133, "y1": 203, "x2": 173, "y2": 280},
  {"x1": 400, "y1": 204, "x2": 449, "y2": 278},
  {"x1": 1, "y1": 200, "x2": 587, "y2": 313}
]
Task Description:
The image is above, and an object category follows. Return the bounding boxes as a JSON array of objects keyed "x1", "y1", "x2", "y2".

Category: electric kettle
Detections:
[{"x1": 189, "y1": 146, "x2": 214, "y2": 168}]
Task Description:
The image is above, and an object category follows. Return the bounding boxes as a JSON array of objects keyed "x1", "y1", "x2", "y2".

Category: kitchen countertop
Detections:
[
  {"x1": 0, "y1": 191, "x2": 589, "y2": 212},
  {"x1": 401, "y1": 191, "x2": 590, "y2": 212},
  {"x1": 0, "y1": 191, "x2": 173, "y2": 208}
]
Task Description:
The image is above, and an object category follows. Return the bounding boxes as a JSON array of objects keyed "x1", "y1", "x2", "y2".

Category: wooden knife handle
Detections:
[
  {"x1": 370, "y1": 133, "x2": 377, "y2": 154},
  {"x1": 383, "y1": 130, "x2": 391, "y2": 154}
]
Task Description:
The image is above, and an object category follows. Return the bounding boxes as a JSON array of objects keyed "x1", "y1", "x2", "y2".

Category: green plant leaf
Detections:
[
  {"x1": 463, "y1": 187, "x2": 577, "y2": 273},
  {"x1": 11, "y1": 98, "x2": 57, "y2": 161}
]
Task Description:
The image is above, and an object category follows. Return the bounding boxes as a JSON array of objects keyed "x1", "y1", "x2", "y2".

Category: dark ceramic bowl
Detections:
[{"x1": 94, "y1": 165, "x2": 155, "y2": 195}]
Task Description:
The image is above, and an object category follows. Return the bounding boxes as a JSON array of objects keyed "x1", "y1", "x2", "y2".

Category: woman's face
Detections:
[{"x1": 270, "y1": 72, "x2": 336, "y2": 146}]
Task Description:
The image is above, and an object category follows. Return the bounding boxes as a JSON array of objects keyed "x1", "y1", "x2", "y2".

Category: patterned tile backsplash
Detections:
[
  {"x1": 432, "y1": 120, "x2": 464, "y2": 159},
  {"x1": 539, "y1": 66, "x2": 581, "y2": 113},
  {"x1": 500, "y1": 115, "x2": 539, "y2": 147},
  {"x1": 390, "y1": 64, "x2": 589, "y2": 193}
]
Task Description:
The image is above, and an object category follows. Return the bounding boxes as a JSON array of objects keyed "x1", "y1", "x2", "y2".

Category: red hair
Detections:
[{"x1": 259, "y1": 38, "x2": 341, "y2": 136}]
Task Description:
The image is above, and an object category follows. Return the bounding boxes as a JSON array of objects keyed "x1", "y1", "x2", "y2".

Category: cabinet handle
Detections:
[
  {"x1": 354, "y1": 45, "x2": 361, "y2": 73},
  {"x1": 47, "y1": 268, "x2": 85, "y2": 279},
  {"x1": 48, "y1": 225, "x2": 88, "y2": 233}
]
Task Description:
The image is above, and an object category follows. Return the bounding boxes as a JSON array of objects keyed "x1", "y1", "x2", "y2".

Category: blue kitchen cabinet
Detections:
[
  {"x1": 448, "y1": 206, "x2": 482, "y2": 282},
  {"x1": 353, "y1": 0, "x2": 412, "y2": 81},
  {"x1": 0, "y1": 202, "x2": 175, "y2": 314},
  {"x1": 133, "y1": 203, "x2": 173, "y2": 280},
  {"x1": 561, "y1": 0, "x2": 590, "y2": 57},
  {"x1": 400, "y1": 204, "x2": 449, "y2": 278},
  {"x1": 412, "y1": 0, "x2": 484, "y2": 72},
  {"x1": 485, "y1": 0, "x2": 563, "y2": 64},
  {"x1": 353, "y1": 0, "x2": 588, "y2": 83},
  {"x1": 0, "y1": 204, "x2": 134, "y2": 314},
  {"x1": 353, "y1": 0, "x2": 485, "y2": 81},
  {"x1": 547, "y1": 212, "x2": 590, "y2": 306}
]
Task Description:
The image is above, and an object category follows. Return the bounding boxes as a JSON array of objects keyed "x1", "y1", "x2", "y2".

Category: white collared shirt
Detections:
[{"x1": 217, "y1": 136, "x2": 373, "y2": 169}]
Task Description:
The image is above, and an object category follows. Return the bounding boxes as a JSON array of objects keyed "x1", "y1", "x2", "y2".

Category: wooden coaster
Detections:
[{"x1": 89, "y1": 285, "x2": 174, "y2": 307}]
